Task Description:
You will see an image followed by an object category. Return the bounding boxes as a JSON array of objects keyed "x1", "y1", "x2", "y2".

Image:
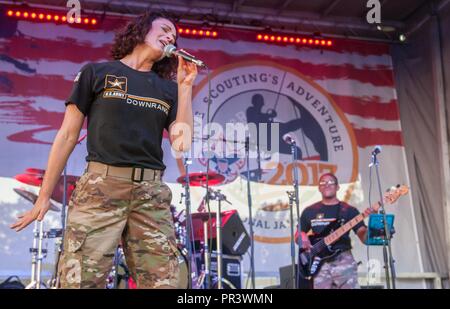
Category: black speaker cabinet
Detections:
[
  {"x1": 193, "y1": 251, "x2": 243, "y2": 289},
  {"x1": 192, "y1": 210, "x2": 250, "y2": 256}
]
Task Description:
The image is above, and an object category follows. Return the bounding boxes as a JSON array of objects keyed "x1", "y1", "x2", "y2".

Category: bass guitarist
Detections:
[{"x1": 295, "y1": 173, "x2": 371, "y2": 289}]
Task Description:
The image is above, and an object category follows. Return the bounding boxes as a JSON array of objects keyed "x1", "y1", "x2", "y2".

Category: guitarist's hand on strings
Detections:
[{"x1": 299, "y1": 231, "x2": 312, "y2": 251}]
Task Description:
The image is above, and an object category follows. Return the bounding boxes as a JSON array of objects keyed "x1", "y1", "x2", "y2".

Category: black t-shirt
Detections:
[
  {"x1": 65, "y1": 60, "x2": 178, "y2": 170},
  {"x1": 300, "y1": 201, "x2": 366, "y2": 251}
]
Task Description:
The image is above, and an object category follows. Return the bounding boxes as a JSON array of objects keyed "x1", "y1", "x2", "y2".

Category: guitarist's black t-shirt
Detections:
[{"x1": 300, "y1": 202, "x2": 366, "y2": 251}]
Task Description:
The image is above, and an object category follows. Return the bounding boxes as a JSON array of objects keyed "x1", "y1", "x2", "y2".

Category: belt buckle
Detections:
[{"x1": 132, "y1": 167, "x2": 144, "y2": 182}]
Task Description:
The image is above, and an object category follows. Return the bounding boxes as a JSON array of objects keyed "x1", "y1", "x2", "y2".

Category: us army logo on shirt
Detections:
[
  {"x1": 101, "y1": 74, "x2": 170, "y2": 115},
  {"x1": 103, "y1": 75, "x2": 128, "y2": 99}
]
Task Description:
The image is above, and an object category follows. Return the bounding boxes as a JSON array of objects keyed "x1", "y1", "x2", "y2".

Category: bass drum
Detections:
[{"x1": 177, "y1": 248, "x2": 189, "y2": 289}]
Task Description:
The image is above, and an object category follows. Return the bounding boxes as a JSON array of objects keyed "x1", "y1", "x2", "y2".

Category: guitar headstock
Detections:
[{"x1": 372, "y1": 184, "x2": 409, "y2": 212}]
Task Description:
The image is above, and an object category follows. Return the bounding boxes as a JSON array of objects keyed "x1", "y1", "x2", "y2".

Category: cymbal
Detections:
[
  {"x1": 15, "y1": 172, "x2": 80, "y2": 187},
  {"x1": 24, "y1": 168, "x2": 45, "y2": 175},
  {"x1": 13, "y1": 188, "x2": 60, "y2": 212},
  {"x1": 176, "y1": 172, "x2": 225, "y2": 187},
  {"x1": 15, "y1": 170, "x2": 80, "y2": 204},
  {"x1": 14, "y1": 174, "x2": 42, "y2": 186}
]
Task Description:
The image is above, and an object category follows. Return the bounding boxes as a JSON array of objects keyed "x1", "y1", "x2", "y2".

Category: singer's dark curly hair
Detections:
[{"x1": 110, "y1": 11, "x2": 178, "y2": 80}]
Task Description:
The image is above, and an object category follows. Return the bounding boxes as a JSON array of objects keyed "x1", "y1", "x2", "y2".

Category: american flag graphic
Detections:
[{"x1": 0, "y1": 10, "x2": 424, "y2": 283}]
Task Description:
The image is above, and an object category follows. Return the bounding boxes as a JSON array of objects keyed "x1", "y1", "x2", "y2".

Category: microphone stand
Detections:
[
  {"x1": 286, "y1": 139, "x2": 301, "y2": 289},
  {"x1": 286, "y1": 191, "x2": 297, "y2": 289},
  {"x1": 371, "y1": 151, "x2": 396, "y2": 289},
  {"x1": 25, "y1": 220, "x2": 46, "y2": 289},
  {"x1": 182, "y1": 156, "x2": 194, "y2": 289},
  {"x1": 245, "y1": 136, "x2": 256, "y2": 289}
]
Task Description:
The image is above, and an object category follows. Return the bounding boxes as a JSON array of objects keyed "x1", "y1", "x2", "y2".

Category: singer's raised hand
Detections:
[
  {"x1": 177, "y1": 53, "x2": 198, "y2": 87},
  {"x1": 10, "y1": 196, "x2": 51, "y2": 232}
]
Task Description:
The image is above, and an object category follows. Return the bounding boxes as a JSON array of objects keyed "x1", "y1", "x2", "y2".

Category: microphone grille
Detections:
[{"x1": 163, "y1": 44, "x2": 176, "y2": 58}]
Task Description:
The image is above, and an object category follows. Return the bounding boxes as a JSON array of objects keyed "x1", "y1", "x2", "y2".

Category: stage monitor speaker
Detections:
[
  {"x1": 210, "y1": 252, "x2": 242, "y2": 289},
  {"x1": 279, "y1": 264, "x2": 313, "y2": 289},
  {"x1": 194, "y1": 251, "x2": 242, "y2": 289},
  {"x1": 192, "y1": 210, "x2": 250, "y2": 256}
]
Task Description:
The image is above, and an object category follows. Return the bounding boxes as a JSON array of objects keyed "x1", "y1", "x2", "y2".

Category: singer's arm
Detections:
[
  {"x1": 10, "y1": 104, "x2": 84, "y2": 231},
  {"x1": 169, "y1": 56, "x2": 197, "y2": 152}
]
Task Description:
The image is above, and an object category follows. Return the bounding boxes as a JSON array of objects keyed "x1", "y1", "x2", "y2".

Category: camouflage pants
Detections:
[
  {"x1": 313, "y1": 251, "x2": 359, "y2": 289},
  {"x1": 57, "y1": 170, "x2": 180, "y2": 289}
]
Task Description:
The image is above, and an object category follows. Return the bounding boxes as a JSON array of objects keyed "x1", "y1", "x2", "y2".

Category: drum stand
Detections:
[
  {"x1": 181, "y1": 156, "x2": 195, "y2": 289},
  {"x1": 47, "y1": 229, "x2": 63, "y2": 289},
  {"x1": 26, "y1": 220, "x2": 46, "y2": 289},
  {"x1": 202, "y1": 217, "x2": 211, "y2": 289},
  {"x1": 108, "y1": 246, "x2": 130, "y2": 289}
]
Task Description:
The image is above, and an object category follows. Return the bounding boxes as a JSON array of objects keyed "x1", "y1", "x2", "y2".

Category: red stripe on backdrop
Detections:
[
  {"x1": 0, "y1": 100, "x2": 63, "y2": 127},
  {"x1": 1, "y1": 70, "x2": 399, "y2": 124},
  {"x1": 3, "y1": 40, "x2": 392, "y2": 88},
  {"x1": 353, "y1": 128, "x2": 403, "y2": 147},
  {"x1": 331, "y1": 95, "x2": 400, "y2": 121},
  {"x1": 0, "y1": 73, "x2": 71, "y2": 101},
  {"x1": 0, "y1": 36, "x2": 111, "y2": 63},
  {"x1": 3, "y1": 44, "x2": 395, "y2": 88},
  {"x1": 2, "y1": 63, "x2": 396, "y2": 107},
  {"x1": 0, "y1": 100, "x2": 66, "y2": 144},
  {"x1": 190, "y1": 50, "x2": 395, "y2": 87}
]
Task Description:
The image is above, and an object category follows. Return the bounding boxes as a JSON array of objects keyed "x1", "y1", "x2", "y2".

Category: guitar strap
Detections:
[{"x1": 335, "y1": 202, "x2": 343, "y2": 227}]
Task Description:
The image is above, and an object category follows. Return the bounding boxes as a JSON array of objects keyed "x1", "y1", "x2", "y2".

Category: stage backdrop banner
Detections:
[{"x1": 0, "y1": 12, "x2": 424, "y2": 287}]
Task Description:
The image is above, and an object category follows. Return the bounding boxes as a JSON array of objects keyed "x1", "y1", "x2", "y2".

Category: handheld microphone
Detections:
[
  {"x1": 283, "y1": 133, "x2": 296, "y2": 145},
  {"x1": 163, "y1": 44, "x2": 206, "y2": 67},
  {"x1": 371, "y1": 145, "x2": 382, "y2": 156}
]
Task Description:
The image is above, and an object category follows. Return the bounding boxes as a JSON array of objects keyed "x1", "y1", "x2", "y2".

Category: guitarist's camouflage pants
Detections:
[
  {"x1": 314, "y1": 251, "x2": 359, "y2": 289},
  {"x1": 56, "y1": 170, "x2": 181, "y2": 288}
]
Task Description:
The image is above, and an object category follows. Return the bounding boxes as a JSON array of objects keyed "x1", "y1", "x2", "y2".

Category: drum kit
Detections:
[
  {"x1": 172, "y1": 169, "x2": 238, "y2": 289},
  {"x1": 13, "y1": 165, "x2": 236, "y2": 289}
]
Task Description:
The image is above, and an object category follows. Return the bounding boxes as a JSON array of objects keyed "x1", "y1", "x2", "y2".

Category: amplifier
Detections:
[{"x1": 192, "y1": 210, "x2": 250, "y2": 256}]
